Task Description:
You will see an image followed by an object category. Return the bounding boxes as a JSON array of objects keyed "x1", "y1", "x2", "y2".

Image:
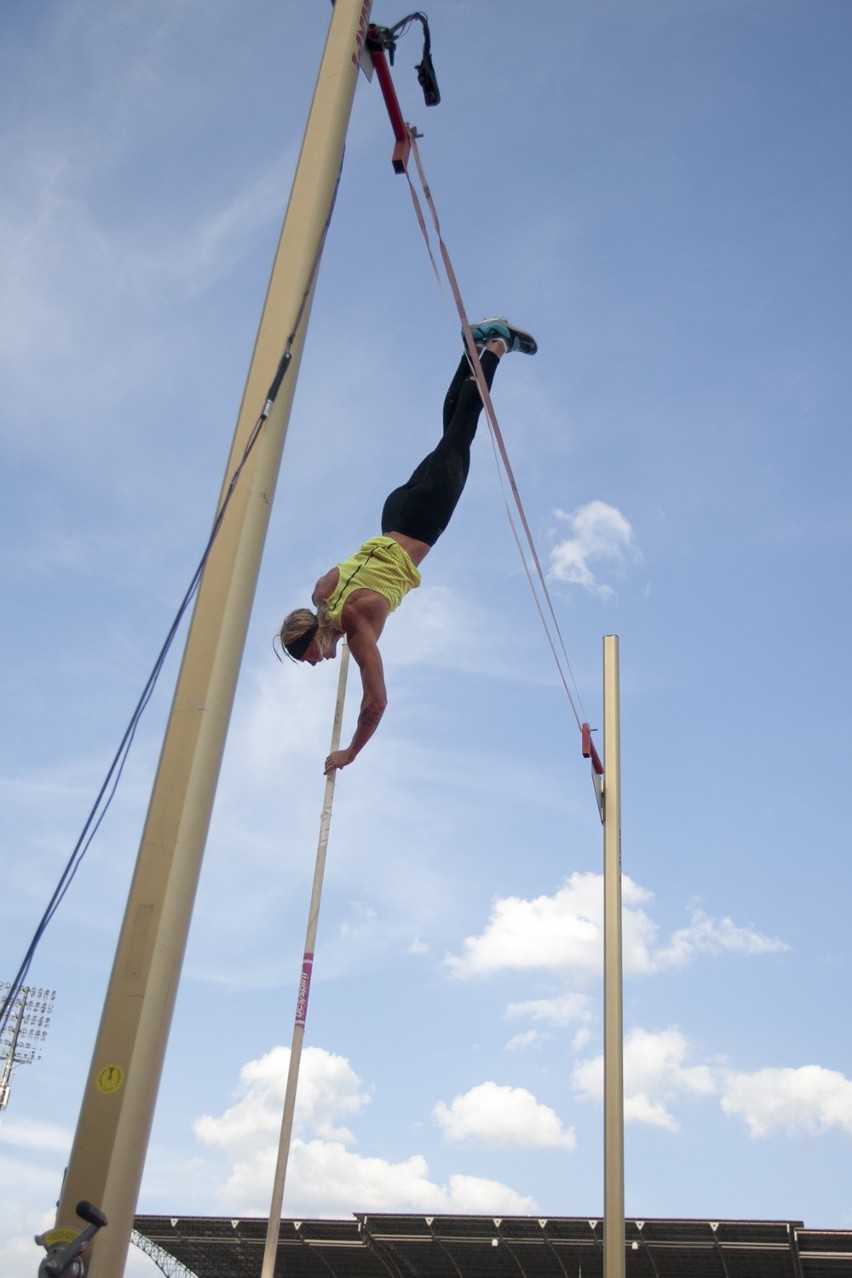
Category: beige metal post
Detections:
[
  {"x1": 602, "y1": 634, "x2": 625, "y2": 1278},
  {"x1": 50, "y1": 3, "x2": 373, "y2": 1275},
  {"x1": 261, "y1": 645, "x2": 350, "y2": 1278}
]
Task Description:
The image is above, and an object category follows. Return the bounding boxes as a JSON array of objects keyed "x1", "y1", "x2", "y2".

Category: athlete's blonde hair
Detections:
[{"x1": 277, "y1": 605, "x2": 336, "y2": 661}]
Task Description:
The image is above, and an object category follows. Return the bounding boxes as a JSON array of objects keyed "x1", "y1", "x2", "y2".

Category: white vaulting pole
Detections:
[
  {"x1": 261, "y1": 646, "x2": 350, "y2": 1278},
  {"x1": 49, "y1": 4, "x2": 373, "y2": 1275},
  {"x1": 602, "y1": 634, "x2": 625, "y2": 1278}
]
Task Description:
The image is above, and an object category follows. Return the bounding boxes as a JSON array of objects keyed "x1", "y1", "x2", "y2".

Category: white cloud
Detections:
[
  {"x1": 507, "y1": 992, "x2": 593, "y2": 1028},
  {"x1": 504, "y1": 993, "x2": 593, "y2": 1051},
  {"x1": 433, "y1": 1081, "x2": 576, "y2": 1150},
  {"x1": 505, "y1": 1030, "x2": 542, "y2": 1052},
  {"x1": 0, "y1": 1117, "x2": 71, "y2": 1154},
  {"x1": 572, "y1": 1033, "x2": 852, "y2": 1141},
  {"x1": 573, "y1": 1027, "x2": 716, "y2": 1132},
  {"x1": 721, "y1": 1065, "x2": 852, "y2": 1138},
  {"x1": 195, "y1": 1046, "x2": 370, "y2": 1154},
  {"x1": 444, "y1": 872, "x2": 612, "y2": 980},
  {"x1": 194, "y1": 1046, "x2": 539, "y2": 1217},
  {"x1": 657, "y1": 911, "x2": 789, "y2": 963},
  {"x1": 549, "y1": 501, "x2": 639, "y2": 598},
  {"x1": 444, "y1": 873, "x2": 787, "y2": 981},
  {"x1": 438, "y1": 1174, "x2": 539, "y2": 1215},
  {"x1": 219, "y1": 1140, "x2": 538, "y2": 1217}
]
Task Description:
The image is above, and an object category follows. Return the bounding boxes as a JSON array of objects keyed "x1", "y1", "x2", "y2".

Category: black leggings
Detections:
[{"x1": 380, "y1": 348, "x2": 499, "y2": 546}]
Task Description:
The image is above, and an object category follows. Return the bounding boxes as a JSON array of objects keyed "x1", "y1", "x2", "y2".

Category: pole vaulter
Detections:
[{"x1": 36, "y1": 5, "x2": 625, "y2": 1274}]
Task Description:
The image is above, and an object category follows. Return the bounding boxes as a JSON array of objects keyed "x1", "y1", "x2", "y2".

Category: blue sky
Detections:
[{"x1": 2, "y1": 0, "x2": 852, "y2": 1273}]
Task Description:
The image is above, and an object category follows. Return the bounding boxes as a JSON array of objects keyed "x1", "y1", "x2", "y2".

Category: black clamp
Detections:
[{"x1": 367, "y1": 12, "x2": 440, "y2": 107}]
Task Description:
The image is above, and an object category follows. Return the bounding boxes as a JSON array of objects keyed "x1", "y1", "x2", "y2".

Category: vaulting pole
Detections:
[
  {"x1": 602, "y1": 634, "x2": 625, "y2": 1278},
  {"x1": 47, "y1": 4, "x2": 373, "y2": 1274},
  {"x1": 261, "y1": 646, "x2": 350, "y2": 1278}
]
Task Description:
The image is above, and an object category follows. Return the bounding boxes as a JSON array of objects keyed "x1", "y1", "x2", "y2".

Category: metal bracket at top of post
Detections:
[
  {"x1": 582, "y1": 722, "x2": 605, "y2": 823},
  {"x1": 366, "y1": 30, "x2": 413, "y2": 173}
]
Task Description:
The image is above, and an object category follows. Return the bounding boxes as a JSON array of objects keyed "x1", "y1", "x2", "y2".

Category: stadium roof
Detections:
[{"x1": 132, "y1": 1213, "x2": 852, "y2": 1278}]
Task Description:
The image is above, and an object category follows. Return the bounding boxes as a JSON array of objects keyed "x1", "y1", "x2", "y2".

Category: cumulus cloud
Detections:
[
  {"x1": 436, "y1": 1175, "x2": 539, "y2": 1215},
  {"x1": 549, "y1": 501, "x2": 639, "y2": 598},
  {"x1": 720, "y1": 1065, "x2": 852, "y2": 1138},
  {"x1": 444, "y1": 872, "x2": 614, "y2": 980},
  {"x1": 433, "y1": 1082, "x2": 576, "y2": 1150},
  {"x1": 444, "y1": 872, "x2": 787, "y2": 982},
  {"x1": 194, "y1": 1046, "x2": 539, "y2": 1217},
  {"x1": 207, "y1": 1135, "x2": 538, "y2": 1218},
  {"x1": 573, "y1": 1028, "x2": 716, "y2": 1132},
  {"x1": 195, "y1": 1046, "x2": 369, "y2": 1154},
  {"x1": 295, "y1": 1144, "x2": 539, "y2": 1215},
  {"x1": 572, "y1": 1032, "x2": 852, "y2": 1140}
]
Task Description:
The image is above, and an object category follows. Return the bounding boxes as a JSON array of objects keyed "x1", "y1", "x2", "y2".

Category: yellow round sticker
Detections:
[{"x1": 95, "y1": 1064, "x2": 124, "y2": 1095}]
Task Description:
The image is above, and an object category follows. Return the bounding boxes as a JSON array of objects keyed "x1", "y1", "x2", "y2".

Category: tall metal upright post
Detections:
[
  {"x1": 602, "y1": 634, "x2": 625, "y2": 1278},
  {"x1": 48, "y1": 3, "x2": 373, "y2": 1274}
]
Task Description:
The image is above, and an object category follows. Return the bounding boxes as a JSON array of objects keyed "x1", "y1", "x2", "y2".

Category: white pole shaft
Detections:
[
  {"x1": 602, "y1": 634, "x2": 625, "y2": 1278},
  {"x1": 52, "y1": 4, "x2": 373, "y2": 1274},
  {"x1": 260, "y1": 646, "x2": 350, "y2": 1278}
]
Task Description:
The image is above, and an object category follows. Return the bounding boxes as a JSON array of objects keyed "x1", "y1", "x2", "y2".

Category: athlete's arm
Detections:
[{"x1": 324, "y1": 623, "x2": 388, "y2": 775}]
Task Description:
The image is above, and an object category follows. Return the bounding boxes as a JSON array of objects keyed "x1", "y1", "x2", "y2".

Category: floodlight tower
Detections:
[{"x1": 0, "y1": 984, "x2": 56, "y2": 1112}]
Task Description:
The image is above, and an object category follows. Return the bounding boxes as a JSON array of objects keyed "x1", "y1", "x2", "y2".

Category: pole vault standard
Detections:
[
  {"x1": 583, "y1": 637, "x2": 625, "y2": 1278},
  {"x1": 47, "y1": 4, "x2": 373, "y2": 1274},
  {"x1": 602, "y1": 634, "x2": 624, "y2": 1278}
]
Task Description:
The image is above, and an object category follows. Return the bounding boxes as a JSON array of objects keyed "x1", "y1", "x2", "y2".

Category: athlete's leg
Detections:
[
  {"x1": 442, "y1": 352, "x2": 474, "y2": 431},
  {"x1": 381, "y1": 321, "x2": 537, "y2": 546},
  {"x1": 381, "y1": 348, "x2": 500, "y2": 545}
]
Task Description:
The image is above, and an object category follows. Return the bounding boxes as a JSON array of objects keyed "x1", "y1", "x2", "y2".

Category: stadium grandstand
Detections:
[{"x1": 132, "y1": 1213, "x2": 852, "y2": 1277}]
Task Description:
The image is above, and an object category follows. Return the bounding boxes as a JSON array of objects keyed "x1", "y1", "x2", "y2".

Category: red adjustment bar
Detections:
[
  {"x1": 582, "y1": 723, "x2": 604, "y2": 776},
  {"x1": 367, "y1": 30, "x2": 411, "y2": 174}
]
